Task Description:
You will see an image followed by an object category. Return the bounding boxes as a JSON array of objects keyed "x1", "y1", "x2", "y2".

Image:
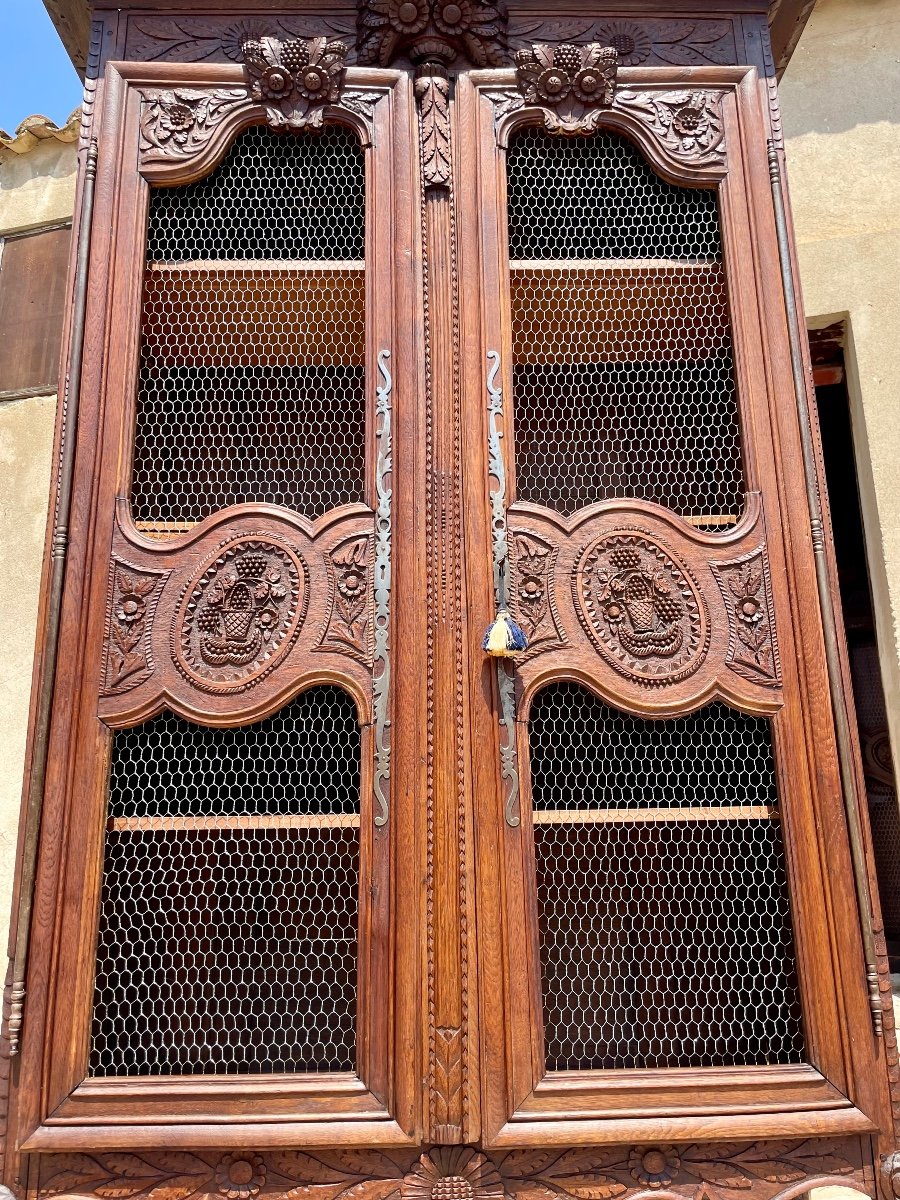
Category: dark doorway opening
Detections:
[{"x1": 811, "y1": 321, "x2": 900, "y2": 974}]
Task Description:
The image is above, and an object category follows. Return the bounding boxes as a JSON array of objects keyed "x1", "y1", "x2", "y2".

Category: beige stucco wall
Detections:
[
  {"x1": 0, "y1": 135, "x2": 75, "y2": 951},
  {"x1": 780, "y1": 0, "x2": 900, "y2": 803}
]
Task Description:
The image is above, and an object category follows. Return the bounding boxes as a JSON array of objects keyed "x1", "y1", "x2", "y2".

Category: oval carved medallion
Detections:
[
  {"x1": 574, "y1": 531, "x2": 709, "y2": 685},
  {"x1": 174, "y1": 537, "x2": 308, "y2": 693}
]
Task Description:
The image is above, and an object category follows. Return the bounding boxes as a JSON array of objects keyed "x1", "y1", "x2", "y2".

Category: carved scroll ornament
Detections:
[{"x1": 139, "y1": 87, "x2": 247, "y2": 164}]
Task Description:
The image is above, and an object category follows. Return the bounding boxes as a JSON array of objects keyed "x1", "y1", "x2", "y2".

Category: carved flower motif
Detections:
[
  {"x1": 628, "y1": 1146, "x2": 681, "y2": 1188},
  {"x1": 216, "y1": 1153, "x2": 266, "y2": 1200},
  {"x1": 433, "y1": 0, "x2": 473, "y2": 36},
  {"x1": 296, "y1": 63, "x2": 330, "y2": 100},
  {"x1": 338, "y1": 569, "x2": 365, "y2": 600},
  {"x1": 116, "y1": 593, "x2": 146, "y2": 626},
  {"x1": 221, "y1": 21, "x2": 269, "y2": 62},
  {"x1": 389, "y1": 0, "x2": 430, "y2": 34},
  {"x1": 536, "y1": 66, "x2": 570, "y2": 102},
  {"x1": 155, "y1": 97, "x2": 197, "y2": 146},
  {"x1": 727, "y1": 562, "x2": 764, "y2": 625},
  {"x1": 573, "y1": 66, "x2": 606, "y2": 103},
  {"x1": 402, "y1": 1149, "x2": 504, "y2": 1200},
  {"x1": 595, "y1": 19, "x2": 651, "y2": 65},
  {"x1": 672, "y1": 99, "x2": 708, "y2": 138},
  {"x1": 258, "y1": 63, "x2": 294, "y2": 98},
  {"x1": 518, "y1": 576, "x2": 542, "y2": 603}
]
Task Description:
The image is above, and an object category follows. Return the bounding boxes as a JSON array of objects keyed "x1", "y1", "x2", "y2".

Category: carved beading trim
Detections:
[
  {"x1": 33, "y1": 1139, "x2": 867, "y2": 1200},
  {"x1": 172, "y1": 536, "x2": 308, "y2": 695},
  {"x1": 415, "y1": 66, "x2": 452, "y2": 188},
  {"x1": 508, "y1": 529, "x2": 566, "y2": 659},
  {"x1": 102, "y1": 559, "x2": 170, "y2": 694},
  {"x1": 373, "y1": 349, "x2": 393, "y2": 829},
  {"x1": 139, "y1": 87, "x2": 247, "y2": 165},
  {"x1": 575, "y1": 531, "x2": 710, "y2": 686},
  {"x1": 317, "y1": 534, "x2": 373, "y2": 664},
  {"x1": 713, "y1": 546, "x2": 782, "y2": 687}
]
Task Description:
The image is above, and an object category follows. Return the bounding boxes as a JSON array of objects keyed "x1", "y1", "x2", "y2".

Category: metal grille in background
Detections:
[
  {"x1": 133, "y1": 125, "x2": 366, "y2": 534},
  {"x1": 528, "y1": 682, "x2": 804, "y2": 1070},
  {"x1": 90, "y1": 687, "x2": 361, "y2": 1076},
  {"x1": 507, "y1": 129, "x2": 743, "y2": 527}
]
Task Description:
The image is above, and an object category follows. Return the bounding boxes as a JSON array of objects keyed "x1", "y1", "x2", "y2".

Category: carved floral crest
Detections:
[
  {"x1": 356, "y1": 0, "x2": 507, "y2": 68},
  {"x1": 575, "y1": 532, "x2": 709, "y2": 685},
  {"x1": 241, "y1": 34, "x2": 350, "y2": 130},
  {"x1": 174, "y1": 537, "x2": 307, "y2": 693},
  {"x1": 491, "y1": 42, "x2": 617, "y2": 135}
]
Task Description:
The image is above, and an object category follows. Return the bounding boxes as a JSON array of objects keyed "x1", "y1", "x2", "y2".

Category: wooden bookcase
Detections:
[{"x1": 5, "y1": 6, "x2": 899, "y2": 1200}]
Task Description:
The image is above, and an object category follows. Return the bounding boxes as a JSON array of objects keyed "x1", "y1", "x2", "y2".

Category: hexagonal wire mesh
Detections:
[
  {"x1": 90, "y1": 688, "x2": 361, "y2": 1075},
  {"x1": 132, "y1": 125, "x2": 366, "y2": 535},
  {"x1": 528, "y1": 683, "x2": 805, "y2": 1070},
  {"x1": 506, "y1": 128, "x2": 743, "y2": 528}
]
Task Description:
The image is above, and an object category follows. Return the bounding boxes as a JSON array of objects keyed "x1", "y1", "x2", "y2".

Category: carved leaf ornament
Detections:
[
  {"x1": 36, "y1": 1141, "x2": 859, "y2": 1200},
  {"x1": 511, "y1": 41, "x2": 618, "y2": 135}
]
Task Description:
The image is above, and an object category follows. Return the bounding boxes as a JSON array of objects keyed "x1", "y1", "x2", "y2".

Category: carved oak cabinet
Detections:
[{"x1": 7, "y1": 3, "x2": 900, "y2": 1200}]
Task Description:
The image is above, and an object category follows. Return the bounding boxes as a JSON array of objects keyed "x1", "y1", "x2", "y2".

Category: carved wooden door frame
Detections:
[
  {"x1": 13, "y1": 58, "x2": 427, "y2": 1151},
  {"x1": 454, "y1": 63, "x2": 895, "y2": 1147}
]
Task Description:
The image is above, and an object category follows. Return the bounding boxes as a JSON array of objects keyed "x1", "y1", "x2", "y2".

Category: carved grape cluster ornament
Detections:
[
  {"x1": 576, "y1": 532, "x2": 709, "y2": 684},
  {"x1": 241, "y1": 34, "x2": 349, "y2": 129},
  {"x1": 174, "y1": 537, "x2": 307, "y2": 693}
]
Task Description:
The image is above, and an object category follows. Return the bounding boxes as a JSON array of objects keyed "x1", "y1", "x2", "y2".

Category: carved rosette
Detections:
[
  {"x1": 241, "y1": 34, "x2": 350, "y2": 130},
  {"x1": 508, "y1": 530, "x2": 565, "y2": 656},
  {"x1": 713, "y1": 548, "x2": 781, "y2": 687},
  {"x1": 508, "y1": 41, "x2": 618, "y2": 135},
  {"x1": 173, "y1": 537, "x2": 307, "y2": 693},
  {"x1": 357, "y1": 0, "x2": 507, "y2": 68},
  {"x1": 103, "y1": 560, "x2": 169, "y2": 693},
  {"x1": 34, "y1": 1139, "x2": 864, "y2": 1200},
  {"x1": 575, "y1": 532, "x2": 709, "y2": 685},
  {"x1": 139, "y1": 88, "x2": 247, "y2": 164},
  {"x1": 317, "y1": 533, "x2": 372, "y2": 662}
]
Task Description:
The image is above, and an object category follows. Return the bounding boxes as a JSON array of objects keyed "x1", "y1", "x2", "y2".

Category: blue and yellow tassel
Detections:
[{"x1": 482, "y1": 609, "x2": 528, "y2": 657}]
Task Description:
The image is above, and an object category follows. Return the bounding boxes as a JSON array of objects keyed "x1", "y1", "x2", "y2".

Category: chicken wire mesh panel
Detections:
[
  {"x1": 90, "y1": 687, "x2": 361, "y2": 1076},
  {"x1": 506, "y1": 129, "x2": 743, "y2": 527},
  {"x1": 528, "y1": 682, "x2": 804, "y2": 1070},
  {"x1": 132, "y1": 125, "x2": 366, "y2": 534}
]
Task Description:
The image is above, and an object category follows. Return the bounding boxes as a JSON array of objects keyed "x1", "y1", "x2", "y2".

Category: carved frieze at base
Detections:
[{"x1": 34, "y1": 1139, "x2": 870, "y2": 1200}]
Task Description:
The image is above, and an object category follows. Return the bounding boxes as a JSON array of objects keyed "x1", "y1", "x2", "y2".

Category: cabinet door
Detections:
[
  {"x1": 456, "y1": 62, "x2": 890, "y2": 1145},
  {"x1": 16, "y1": 57, "x2": 425, "y2": 1149}
]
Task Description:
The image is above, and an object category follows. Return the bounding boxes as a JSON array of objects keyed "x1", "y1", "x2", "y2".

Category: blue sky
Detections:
[{"x1": 1, "y1": 0, "x2": 83, "y2": 134}]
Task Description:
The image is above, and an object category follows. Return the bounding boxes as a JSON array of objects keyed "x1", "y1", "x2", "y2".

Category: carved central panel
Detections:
[
  {"x1": 174, "y1": 536, "x2": 308, "y2": 692},
  {"x1": 575, "y1": 531, "x2": 709, "y2": 684}
]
